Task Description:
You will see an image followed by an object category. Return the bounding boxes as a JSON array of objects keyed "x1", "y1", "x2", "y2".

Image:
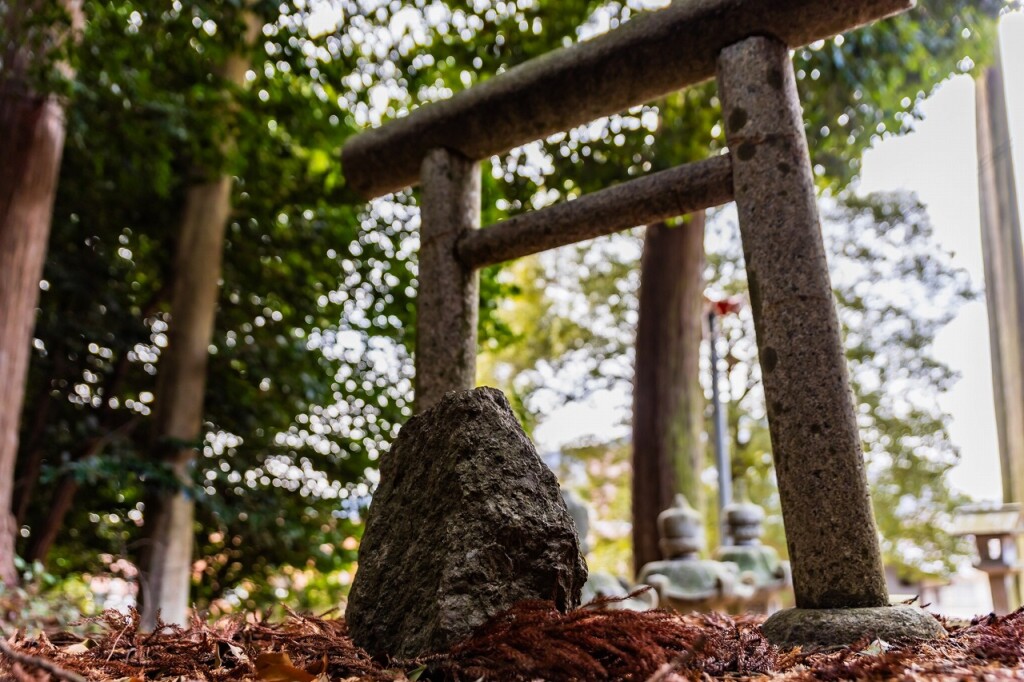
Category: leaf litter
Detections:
[{"x1": 2, "y1": 600, "x2": 1024, "y2": 681}]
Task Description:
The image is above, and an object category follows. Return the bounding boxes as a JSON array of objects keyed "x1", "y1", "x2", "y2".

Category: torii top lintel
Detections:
[{"x1": 342, "y1": 0, "x2": 914, "y2": 200}]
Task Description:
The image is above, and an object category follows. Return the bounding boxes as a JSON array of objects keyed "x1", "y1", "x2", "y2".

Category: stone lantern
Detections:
[{"x1": 951, "y1": 503, "x2": 1024, "y2": 614}]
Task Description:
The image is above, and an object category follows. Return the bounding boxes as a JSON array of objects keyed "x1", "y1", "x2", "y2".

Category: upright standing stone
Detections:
[
  {"x1": 415, "y1": 148, "x2": 480, "y2": 412},
  {"x1": 346, "y1": 387, "x2": 587, "y2": 660},
  {"x1": 717, "y1": 36, "x2": 943, "y2": 646}
]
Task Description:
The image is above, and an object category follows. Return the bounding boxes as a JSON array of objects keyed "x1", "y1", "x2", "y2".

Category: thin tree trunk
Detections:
[
  {"x1": 13, "y1": 377, "x2": 56, "y2": 525},
  {"x1": 17, "y1": 283, "x2": 166, "y2": 535},
  {"x1": 23, "y1": 474, "x2": 78, "y2": 564},
  {"x1": 631, "y1": 213, "x2": 706, "y2": 574},
  {"x1": 136, "y1": 17, "x2": 257, "y2": 628},
  {"x1": 137, "y1": 178, "x2": 233, "y2": 629},
  {"x1": 21, "y1": 417, "x2": 136, "y2": 564},
  {"x1": 0, "y1": 0, "x2": 81, "y2": 585}
]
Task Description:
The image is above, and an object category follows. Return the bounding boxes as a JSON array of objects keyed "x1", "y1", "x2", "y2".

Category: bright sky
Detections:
[
  {"x1": 536, "y1": 12, "x2": 1024, "y2": 505},
  {"x1": 859, "y1": 12, "x2": 1024, "y2": 503}
]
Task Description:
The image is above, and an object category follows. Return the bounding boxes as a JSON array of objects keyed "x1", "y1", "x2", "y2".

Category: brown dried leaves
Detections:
[{"x1": 1, "y1": 604, "x2": 1023, "y2": 681}]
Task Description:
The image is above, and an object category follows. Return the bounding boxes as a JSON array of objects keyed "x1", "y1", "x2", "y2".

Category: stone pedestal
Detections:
[{"x1": 761, "y1": 606, "x2": 946, "y2": 648}]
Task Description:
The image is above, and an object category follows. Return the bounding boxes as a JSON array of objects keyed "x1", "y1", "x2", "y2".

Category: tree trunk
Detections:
[
  {"x1": 137, "y1": 177, "x2": 233, "y2": 630},
  {"x1": 13, "y1": 373, "x2": 56, "y2": 525},
  {"x1": 136, "y1": 17, "x2": 256, "y2": 628},
  {"x1": 631, "y1": 213, "x2": 706, "y2": 574},
  {"x1": 0, "y1": 0, "x2": 80, "y2": 583}
]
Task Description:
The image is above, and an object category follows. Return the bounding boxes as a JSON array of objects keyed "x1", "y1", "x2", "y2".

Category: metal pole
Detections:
[{"x1": 708, "y1": 309, "x2": 733, "y2": 545}]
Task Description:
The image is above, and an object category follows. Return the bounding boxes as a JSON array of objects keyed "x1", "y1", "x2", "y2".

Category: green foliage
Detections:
[
  {"x1": 0, "y1": 0, "x2": 81, "y2": 96},
  {"x1": 0, "y1": 557, "x2": 100, "y2": 635},
  {"x1": 16, "y1": 0, "x2": 423, "y2": 608},
  {"x1": 793, "y1": 0, "x2": 1004, "y2": 189}
]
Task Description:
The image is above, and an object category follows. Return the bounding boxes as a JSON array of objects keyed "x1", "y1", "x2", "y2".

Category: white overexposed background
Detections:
[{"x1": 859, "y1": 12, "x2": 1024, "y2": 503}]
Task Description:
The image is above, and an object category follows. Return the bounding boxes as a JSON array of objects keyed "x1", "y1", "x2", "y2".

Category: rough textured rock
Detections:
[
  {"x1": 346, "y1": 387, "x2": 587, "y2": 660},
  {"x1": 761, "y1": 605, "x2": 946, "y2": 648}
]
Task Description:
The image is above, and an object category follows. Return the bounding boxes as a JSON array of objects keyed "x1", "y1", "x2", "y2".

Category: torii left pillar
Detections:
[{"x1": 415, "y1": 148, "x2": 481, "y2": 412}]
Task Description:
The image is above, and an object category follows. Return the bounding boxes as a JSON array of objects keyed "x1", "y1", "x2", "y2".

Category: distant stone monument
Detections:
[
  {"x1": 637, "y1": 495, "x2": 755, "y2": 613},
  {"x1": 346, "y1": 387, "x2": 587, "y2": 659},
  {"x1": 714, "y1": 496, "x2": 790, "y2": 614}
]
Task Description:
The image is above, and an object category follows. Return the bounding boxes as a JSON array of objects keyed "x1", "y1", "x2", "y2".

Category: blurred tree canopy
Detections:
[
  {"x1": 12, "y1": 0, "x2": 613, "y2": 610},
  {"x1": 7, "y1": 0, "x2": 1017, "y2": 612}
]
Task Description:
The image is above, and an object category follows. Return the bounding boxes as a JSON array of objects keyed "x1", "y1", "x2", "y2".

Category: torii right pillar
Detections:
[{"x1": 717, "y1": 36, "x2": 945, "y2": 647}]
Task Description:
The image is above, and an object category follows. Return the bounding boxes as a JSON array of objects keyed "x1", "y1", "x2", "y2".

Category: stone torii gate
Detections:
[{"x1": 342, "y1": 0, "x2": 943, "y2": 646}]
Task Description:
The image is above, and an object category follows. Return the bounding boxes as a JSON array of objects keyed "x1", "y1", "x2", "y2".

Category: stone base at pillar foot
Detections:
[{"x1": 761, "y1": 605, "x2": 946, "y2": 649}]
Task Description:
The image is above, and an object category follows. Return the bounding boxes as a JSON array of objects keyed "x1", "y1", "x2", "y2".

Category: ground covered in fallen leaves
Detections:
[{"x1": 2, "y1": 601, "x2": 1024, "y2": 681}]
